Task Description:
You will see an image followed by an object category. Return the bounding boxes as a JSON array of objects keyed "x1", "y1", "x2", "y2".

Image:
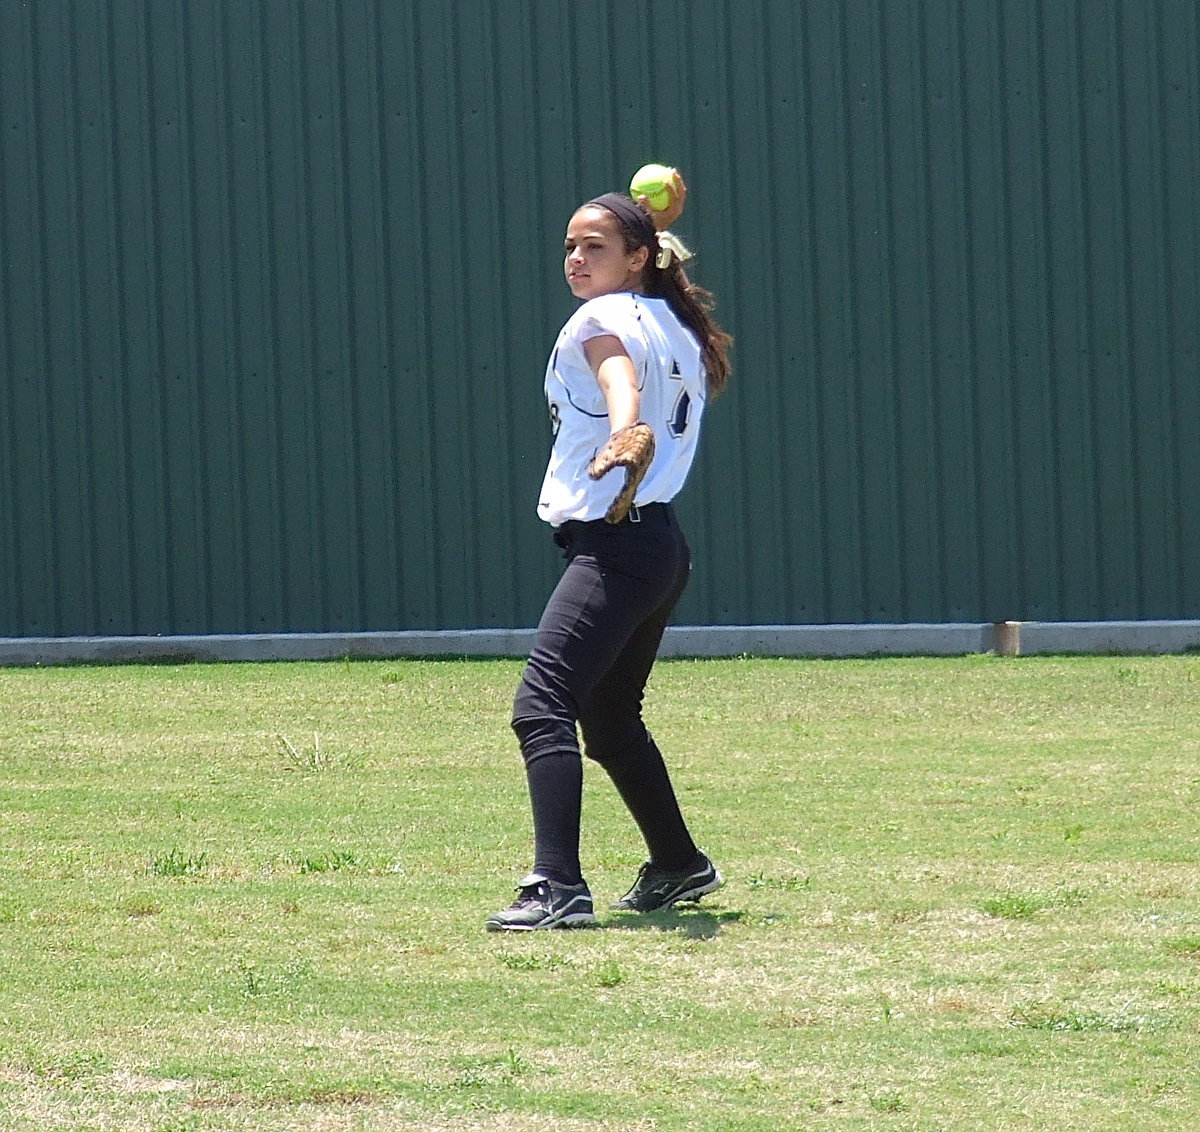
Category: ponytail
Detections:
[{"x1": 646, "y1": 262, "x2": 733, "y2": 398}]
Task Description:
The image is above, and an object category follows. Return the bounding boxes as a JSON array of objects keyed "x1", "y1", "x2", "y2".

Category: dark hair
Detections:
[{"x1": 585, "y1": 194, "x2": 733, "y2": 397}]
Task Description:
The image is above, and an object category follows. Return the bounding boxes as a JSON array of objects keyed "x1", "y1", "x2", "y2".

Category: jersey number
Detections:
[{"x1": 668, "y1": 390, "x2": 692, "y2": 439}]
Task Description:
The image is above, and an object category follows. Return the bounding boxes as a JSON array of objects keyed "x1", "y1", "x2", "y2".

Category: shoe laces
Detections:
[
  {"x1": 508, "y1": 880, "x2": 548, "y2": 908},
  {"x1": 624, "y1": 861, "x2": 662, "y2": 895}
]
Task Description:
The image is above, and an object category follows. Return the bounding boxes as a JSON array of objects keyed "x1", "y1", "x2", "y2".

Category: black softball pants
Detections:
[{"x1": 511, "y1": 503, "x2": 699, "y2": 886}]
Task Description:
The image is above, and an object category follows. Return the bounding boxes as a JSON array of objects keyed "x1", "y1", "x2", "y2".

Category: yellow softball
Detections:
[{"x1": 629, "y1": 163, "x2": 678, "y2": 212}]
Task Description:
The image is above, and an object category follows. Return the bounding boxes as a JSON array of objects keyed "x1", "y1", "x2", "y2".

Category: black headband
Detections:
[{"x1": 587, "y1": 192, "x2": 657, "y2": 251}]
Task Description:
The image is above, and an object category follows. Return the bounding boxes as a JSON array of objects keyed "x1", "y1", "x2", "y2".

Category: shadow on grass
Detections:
[{"x1": 604, "y1": 907, "x2": 745, "y2": 939}]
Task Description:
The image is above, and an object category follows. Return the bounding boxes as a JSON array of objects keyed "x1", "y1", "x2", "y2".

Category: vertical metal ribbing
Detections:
[{"x1": 1, "y1": 0, "x2": 1198, "y2": 636}]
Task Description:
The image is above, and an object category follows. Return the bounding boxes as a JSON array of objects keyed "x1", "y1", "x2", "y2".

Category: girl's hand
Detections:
[
  {"x1": 587, "y1": 423, "x2": 656, "y2": 523},
  {"x1": 636, "y1": 171, "x2": 688, "y2": 231}
]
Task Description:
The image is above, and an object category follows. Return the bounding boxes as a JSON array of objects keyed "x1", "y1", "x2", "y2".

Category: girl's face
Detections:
[{"x1": 563, "y1": 207, "x2": 649, "y2": 300}]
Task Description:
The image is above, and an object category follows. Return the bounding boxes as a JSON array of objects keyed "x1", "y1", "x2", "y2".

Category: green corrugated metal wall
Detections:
[{"x1": 2, "y1": 0, "x2": 1198, "y2": 636}]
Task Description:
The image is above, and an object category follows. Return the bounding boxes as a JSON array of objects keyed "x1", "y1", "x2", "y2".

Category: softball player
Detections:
[{"x1": 487, "y1": 177, "x2": 733, "y2": 931}]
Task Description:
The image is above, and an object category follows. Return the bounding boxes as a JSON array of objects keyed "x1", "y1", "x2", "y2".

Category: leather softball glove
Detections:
[{"x1": 587, "y1": 422, "x2": 656, "y2": 524}]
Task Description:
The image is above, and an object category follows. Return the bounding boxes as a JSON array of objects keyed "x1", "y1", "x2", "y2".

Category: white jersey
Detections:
[{"x1": 537, "y1": 292, "x2": 706, "y2": 526}]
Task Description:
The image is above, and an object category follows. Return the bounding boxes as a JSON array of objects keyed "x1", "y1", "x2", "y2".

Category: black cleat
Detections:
[
  {"x1": 610, "y1": 852, "x2": 724, "y2": 913},
  {"x1": 486, "y1": 874, "x2": 597, "y2": 931}
]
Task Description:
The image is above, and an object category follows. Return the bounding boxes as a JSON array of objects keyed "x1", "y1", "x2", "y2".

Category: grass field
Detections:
[{"x1": 1, "y1": 654, "x2": 1199, "y2": 1130}]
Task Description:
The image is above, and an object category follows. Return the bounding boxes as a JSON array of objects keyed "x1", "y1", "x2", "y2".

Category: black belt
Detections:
[
  {"x1": 618, "y1": 501, "x2": 672, "y2": 526},
  {"x1": 554, "y1": 502, "x2": 674, "y2": 548}
]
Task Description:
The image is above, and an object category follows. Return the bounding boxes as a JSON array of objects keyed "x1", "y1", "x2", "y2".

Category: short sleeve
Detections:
[{"x1": 568, "y1": 294, "x2": 647, "y2": 365}]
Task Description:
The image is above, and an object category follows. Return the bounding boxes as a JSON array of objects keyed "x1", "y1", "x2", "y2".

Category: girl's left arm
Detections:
[{"x1": 583, "y1": 334, "x2": 640, "y2": 431}]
